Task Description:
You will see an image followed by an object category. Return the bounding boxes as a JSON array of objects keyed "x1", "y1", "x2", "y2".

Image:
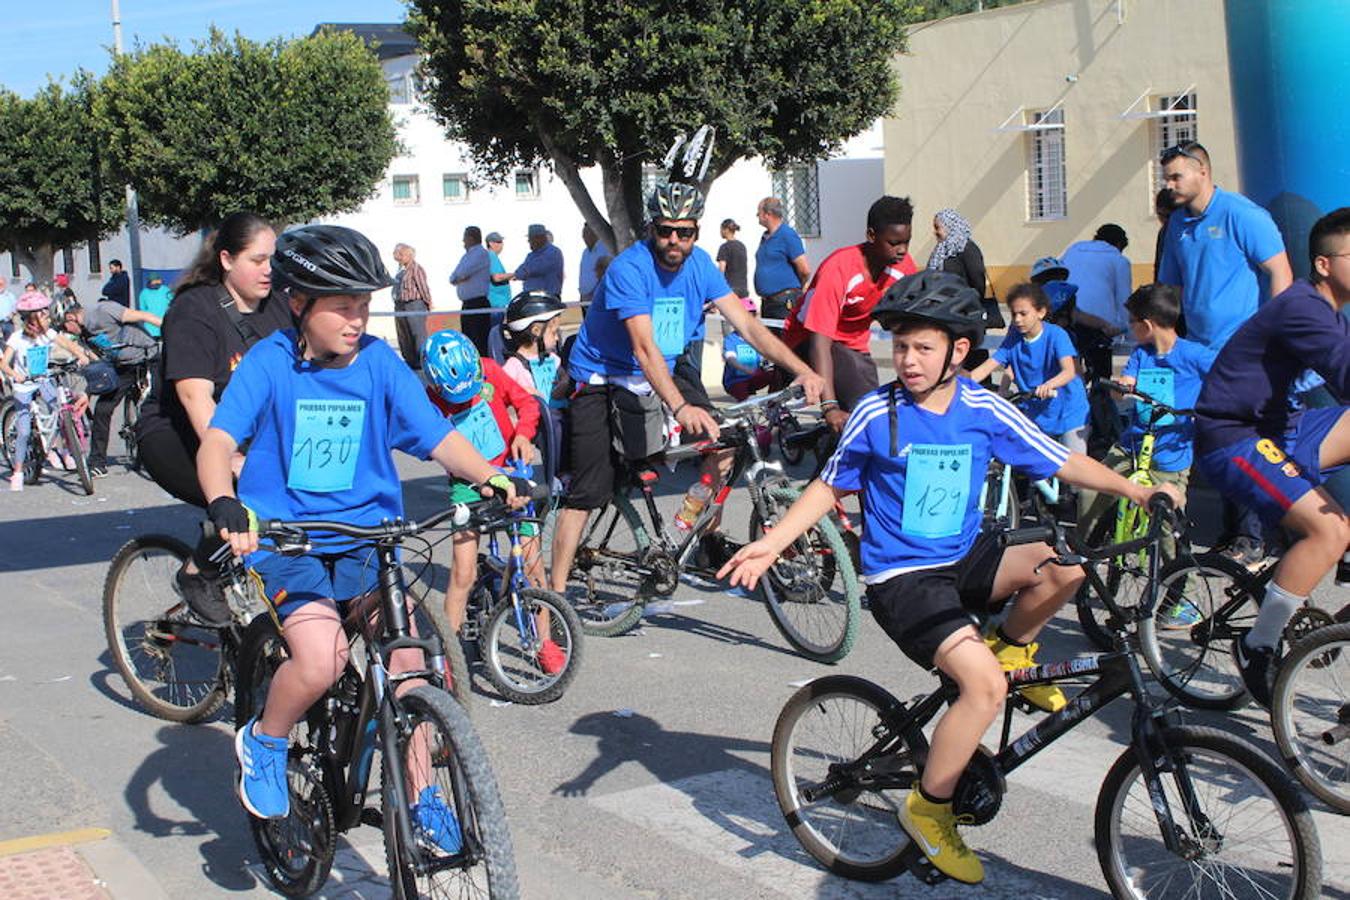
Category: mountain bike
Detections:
[
  {"x1": 549, "y1": 385, "x2": 861, "y2": 663},
  {"x1": 115, "y1": 352, "x2": 156, "y2": 471},
  {"x1": 232, "y1": 495, "x2": 528, "y2": 898},
  {"x1": 1, "y1": 360, "x2": 94, "y2": 494},
  {"x1": 1271, "y1": 619, "x2": 1350, "y2": 814},
  {"x1": 771, "y1": 498, "x2": 1323, "y2": 898}
]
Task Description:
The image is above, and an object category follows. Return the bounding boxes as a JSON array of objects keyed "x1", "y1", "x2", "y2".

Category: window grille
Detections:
[
  {"x1": 770, "y1": 164, "x2": 821, "y2": 237},
  {"x1": 1151, "y1": 92, "x2": 1198, "y2": 195},
  {"x1": 1027, "y1": 107, "x2": 1067, "y2": 221},
  {"x1": 391, "y1": 174, "x2": 420, "y2": 205}
]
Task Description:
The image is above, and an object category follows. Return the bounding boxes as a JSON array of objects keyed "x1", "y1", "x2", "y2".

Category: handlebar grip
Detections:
[
  {"x1": 999, "y1": 524, "x2": 1056, "y2": 547},
  {"x1": 528, "y1": 480, "x2": 551, "y2": 503},
  {"x1": 1147, "y1": 492, "x2": 1177, "y2": 518}
]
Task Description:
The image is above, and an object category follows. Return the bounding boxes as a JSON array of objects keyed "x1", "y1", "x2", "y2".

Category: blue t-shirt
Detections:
[
  {"x1": 1120, "y1": 338, "x2": 1215, "y2": 472},
  {"x1": 721, "y1": 332, "x2": 761, "y2": 388},
  {"x1": 992, "y1": 323, "x2": 1089, "y2": 435},
  {"x1": 754, "y1": 224, "x2": 806, "y2": 296},
  {"x1": 821, "y1": 379, "x2": 1069, "y2": 582},
  {"x1": 487, "y1": 251, "x2": 512, "y2": 308},
  {"x1": 1158, "y1": 186, "x2": 1286, "y2": 350},
  {"x1": 517, "y1": 244, "x2": 564, "y2": 296},
  {"x1": 211, "y1": 331, "x2": 455, "y2": 529},
  {"x1": 568, "y1": 240, "x2": 729, "y2": 383}
]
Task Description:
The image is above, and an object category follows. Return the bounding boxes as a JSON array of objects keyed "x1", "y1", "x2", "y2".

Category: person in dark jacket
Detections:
[
  {"x1": 102, "y1": 259, "x2": 131, "y2": 307},
  {"x1": 927, "y1": 209, "x2": 989, "y2": 299}
]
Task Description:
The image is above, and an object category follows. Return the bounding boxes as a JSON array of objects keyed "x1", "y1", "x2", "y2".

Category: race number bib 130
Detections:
[
  {"x1": 653, "y1": 296, "x2": 686, "y2": 357},
  {"x1": 453, "y1": 399, "x2": 507, "y2": 461},
  {"x1": 25, "y1": 345, "x2": 49, "y2": 377},
  {"x1": 901, "y1": 443, "x2": 972, "y2": 539},
  {"x1": 1135, "y1": 368, "x2": 1176, "y2": 427},
  {"x1": 288, "y1": 399, "x2": 366, "y2": 493}
]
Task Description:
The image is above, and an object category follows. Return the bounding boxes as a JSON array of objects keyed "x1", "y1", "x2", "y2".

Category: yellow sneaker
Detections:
[
  {"x1": 985, "y1": 633, "x2": 1067, "y2": 713},
  {"x1": 898, "y1": 789, "x2": 984, "y2": 884}
]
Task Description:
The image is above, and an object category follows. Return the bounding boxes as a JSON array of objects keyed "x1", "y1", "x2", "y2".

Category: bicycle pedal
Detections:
[
  {"x1": 359, "y1": 807, "x2": 383, "y2": 829},
  {"x1": 900, "y1": 842, "x2": 948, "y2": 885}
]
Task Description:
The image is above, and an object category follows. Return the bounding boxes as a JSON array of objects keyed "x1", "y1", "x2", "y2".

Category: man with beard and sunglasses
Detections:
[{"x1": 551, "y1": 182, "x2": 823, "y2": 597}]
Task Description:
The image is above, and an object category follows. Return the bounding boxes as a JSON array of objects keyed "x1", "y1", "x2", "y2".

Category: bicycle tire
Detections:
[
  {"x1": 1271, "y1": 621, "x2": 1350, "y2": 814},
  {"x1": 1138, "y1": 553, "x2": 1257, "y2": 711},
  {"x1": 60, "y1": 408, "x2": 94, "y2": 495},
  {"x1": 121, "y1": 393, "x2": 141, "y2": 471},
  {"x1": 479, "y1": 588, "x2": 582, "y2": 705},
  {"x1": 102, "y1": 535, "x2": 227, "y2": 722},
  {"x1": 411, "y1": 601, "x2": 473, "y2": 716},
  {"x1": 0, "y1": 400, "x2": 14, "y2": 469},
  {"x1": 384, "y1": 686, "x2": 519, "y2": 899},
  {"x1": 771, "y1": 675, "x2": 922, "y2": 882},
  {"x1": 544, "y1": 498, "x2": 649, "y2": 637},
  {"x1": 750, "y1": 486, "x2": 860, "y2": 664},
  {"x1": 1094, "y1": 725, "x2": 1321, "y2": 899},
  {"x1": 1074, "y1": 512, "x2": 1152, "y2": 652},
  {"x1": 234, "y1": 616, "x2": 336, "y2": 897},
  {"x1": 777, "y1": 414, "x2": 807, "y2": 466}
]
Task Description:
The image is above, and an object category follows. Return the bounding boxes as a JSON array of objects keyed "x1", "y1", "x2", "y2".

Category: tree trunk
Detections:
[
  {"x1": 533, "y1": 118, "x2": 618, "y2": 255},
  {"x1": 598, "y1": 146, "x2": 644, "y2": 252},
  {"x1": 12, "y1": 244, "x2": 54, "y2": 294}
]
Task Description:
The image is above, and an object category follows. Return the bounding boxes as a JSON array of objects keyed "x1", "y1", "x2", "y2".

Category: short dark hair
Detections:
[
  {"x1": 1160, "y1": 140, "x2": 1210, "y2": 170},
  {"x1": 1125, "y1": 283, "x2": 1181, "y2": 329},
  {"x1": 464, "y1": 226, "x2": 482, "y2": 243},
  {"x1": 1094, "y1": 223, "x2": 1128, "y2": 251},
  {"x1": 109, "y1": 258, "x2": 124, "y2": 268},
  {"x1": 1155, "y1": 188, "x2": 1178, "y2": 218},
  {"x1": 1308, "y1": 207, "x2": 1350, "y2": 283},
  {"x1": 1005, "y1": 281, "x2": 1050, "y2": 312},
  {"x1": 866, "y1": 195, "x2": 914, "y2": 233}
]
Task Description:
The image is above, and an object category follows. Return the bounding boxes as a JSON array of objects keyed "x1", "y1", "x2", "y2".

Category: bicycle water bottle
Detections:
[{"x1": 674, "y1": 473, "x2": 715, "y2": 531}]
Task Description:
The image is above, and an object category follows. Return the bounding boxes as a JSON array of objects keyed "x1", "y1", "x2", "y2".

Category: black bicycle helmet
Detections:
[
  {"x1": 503, "y1": 290, "x2": 565, "y2": 333},
  {"x1": 272, "y1": 225, "x2": 393, "y2": 296},
  {"x1": 872, "y1": 270, "x2": 986, "y2": 347},
  {"x1": 646, "y1": 182, "x2": 706, "y2": 222}
]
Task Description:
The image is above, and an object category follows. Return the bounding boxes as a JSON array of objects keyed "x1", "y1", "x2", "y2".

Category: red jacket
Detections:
[{"x1": 428, "y1": 357, "x2": 540, "y2": 466}]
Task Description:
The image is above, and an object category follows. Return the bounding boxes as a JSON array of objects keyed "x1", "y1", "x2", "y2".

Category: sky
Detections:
[{"x1": 0, "y1": 0, "x2": 411, "y2": 98}]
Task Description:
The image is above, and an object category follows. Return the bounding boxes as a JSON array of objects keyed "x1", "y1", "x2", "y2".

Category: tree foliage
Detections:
[
  {"x1": 407, "y1": 0, "x2": 918, "y2": 249},
  {"x1": 0, "y1": 80, "x2": 124, "y2": 288},
  {"x1": 94, "y1": 28, "x2": 399, "y2": 233}
]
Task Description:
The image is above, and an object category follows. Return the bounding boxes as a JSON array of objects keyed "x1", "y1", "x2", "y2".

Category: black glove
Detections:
[{"x1": 208, "y1": 496, "x2": 253, "y2": 535}]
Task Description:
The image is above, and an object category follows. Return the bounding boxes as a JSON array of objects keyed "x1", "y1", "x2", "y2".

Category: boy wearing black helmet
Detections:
[
  {"x1": 197, "y1": 225, "x2": 518, "y2": 836},
  {"x1": 721, "y1": 270, "x2": 1179, "y2": 885}
]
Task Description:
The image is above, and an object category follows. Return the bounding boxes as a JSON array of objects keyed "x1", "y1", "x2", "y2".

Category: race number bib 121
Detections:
[
  {"x1": 901, "y1": 443, "x2": 972, "y2": 539},
  {"x1": 288, "y1": 399, "x2": 366, "y2": 493},
  {"x1": 653, "y1": 296, "x2": 686, "y2": 357},
  {"x1": 25, "y1": 345, "x2": 49, "y2": 377}
]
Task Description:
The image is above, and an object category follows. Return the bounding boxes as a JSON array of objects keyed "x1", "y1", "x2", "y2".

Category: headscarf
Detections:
[{"x1": 927, "y1": 208, "x2": 972, "y2": 272}]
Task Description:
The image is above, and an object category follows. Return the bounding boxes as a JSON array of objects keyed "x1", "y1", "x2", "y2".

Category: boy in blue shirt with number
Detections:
[
  {"x1": 197, "y1": 226, "x2": 516, "y2": 841},
  {"x1": 721, "y1": 297, "x2": 773, "y2": 400},
  {"x1": 720, "y1": 271, "x2": 1178, "y2": 885}
]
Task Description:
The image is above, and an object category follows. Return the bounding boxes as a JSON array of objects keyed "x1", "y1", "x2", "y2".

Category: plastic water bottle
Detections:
[{"x1": 674, "y1": 473, "x2": 715, "y2": 531}]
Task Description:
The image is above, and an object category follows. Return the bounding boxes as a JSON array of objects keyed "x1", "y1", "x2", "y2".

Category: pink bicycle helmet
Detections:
[{"x1": 15, "y1": 291, "x2": 51, "y2": 313}]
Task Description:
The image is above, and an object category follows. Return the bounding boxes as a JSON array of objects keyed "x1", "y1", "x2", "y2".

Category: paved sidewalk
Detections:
[{"x1": 0, "y1": 829, "x2": 167, "y2": 900}]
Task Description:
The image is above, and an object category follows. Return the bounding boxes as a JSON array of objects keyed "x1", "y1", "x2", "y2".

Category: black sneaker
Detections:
[
  {"x1": 88, "y1": 461, "x2": 110, "y2": 478},
  {"x1": 175, "y1": 564, "x2": 232, "y2": 626},
  {"x1": 1221, "y1": 536, "x2": 1265, "y2": 570},
  {"x1": 1232, "y1": 637, "x2": 1278, "y2": 708}
]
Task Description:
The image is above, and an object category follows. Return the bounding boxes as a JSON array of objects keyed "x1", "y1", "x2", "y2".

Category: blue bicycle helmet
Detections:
[{"x1": 423, "y1": 330, "x2": 482, "y2": 404}]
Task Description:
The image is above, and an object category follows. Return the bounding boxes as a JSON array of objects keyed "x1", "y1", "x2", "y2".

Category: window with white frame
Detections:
[
  {"x1": 1027, "y1": 107, "x2": 1067, "y2": 221},
  {"x1": 513, "y1": 168, "x2": 540, "y2": 199},
  {"x1": 391, "y1": 174, "x2": 420, "y2": 206},
  {"x1": 442, "y1": 173, "x2": 469, "y2": 203},
  {"x1": 386, "y1": 72, "x2": 411, "y2": 105},
  {"x1": 771, "y1": 164, "x2": 821, "y2": 237},
  {"x1": 1151, "y1": 92, "x2": 1198, "y2": 194},
  {"x1": 640, "y1": 165, "x2": 667, "y2": 201}
]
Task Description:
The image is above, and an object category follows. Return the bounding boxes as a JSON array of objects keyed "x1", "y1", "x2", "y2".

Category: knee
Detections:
[
  {"x1": 292, "y1": 650, "x2": 346, "y2": 691},
  {"x1": 449, "y1": 559, "x2": 476, "y2": 592},
  {"x1": 1309, "y1": 511, "x2": 1350, "y2": 557},
  {"x1": 963, "y1": 669, "x2": 1008, "y2": 715}
]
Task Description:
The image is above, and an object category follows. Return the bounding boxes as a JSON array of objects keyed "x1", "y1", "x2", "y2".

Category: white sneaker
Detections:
[{"x1": 9, "y1": 471, "x2": 23, "y2": 492}]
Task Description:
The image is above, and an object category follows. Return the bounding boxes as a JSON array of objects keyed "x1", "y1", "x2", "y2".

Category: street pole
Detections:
[{"x1": 111, "y1": 0, "x2": 144, "y2": 307}]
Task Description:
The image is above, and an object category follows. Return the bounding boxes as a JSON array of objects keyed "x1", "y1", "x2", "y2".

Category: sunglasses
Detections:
[
  {"x1": 653, "y1": 223, "x2": 698, "y2": 240},
  {"x1": 1160, "y1": 142, "x2": 1206, "y2": 166}
]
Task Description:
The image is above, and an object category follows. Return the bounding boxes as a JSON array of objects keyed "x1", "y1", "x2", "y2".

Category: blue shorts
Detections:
[
  {"x1": 1198, "y1": 406, "x2": 1348, "y2": 529},
  {"x1": 250, "y1": 546, "x2": 382, "y2": 622}
]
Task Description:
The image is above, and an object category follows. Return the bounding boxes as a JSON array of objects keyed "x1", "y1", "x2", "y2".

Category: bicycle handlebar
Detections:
[
  {"x1": 1100, "y1": 379, "x2": 1193, "y2": 418},
  {"x1": 719, "y1": 383, "x2": 806, "y2": 421}
]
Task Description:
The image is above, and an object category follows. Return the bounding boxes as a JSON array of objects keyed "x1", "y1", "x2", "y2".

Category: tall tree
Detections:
[
  {"x1": 94, "y1": 28, "x2": 399, "y2": 233},
  {"x1": 0, "y1": 80, "x2": 124, "y2": 289},
  {"x1": 407, "y1": 0, "x2": 916, "y2": 250}
]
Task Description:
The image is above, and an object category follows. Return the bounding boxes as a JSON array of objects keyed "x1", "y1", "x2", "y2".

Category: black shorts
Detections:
[{"x1": 866, "y1": 533, "x2": 1006, "y2": 670}]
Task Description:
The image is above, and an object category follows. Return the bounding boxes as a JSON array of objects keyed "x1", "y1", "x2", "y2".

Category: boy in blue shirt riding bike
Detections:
[
  {"x1": 721, "y1": 270, "x2": 1180, "y2": 885},
  {"x1": 197, "y1": 226, "x2": 518, "y2": 837}
]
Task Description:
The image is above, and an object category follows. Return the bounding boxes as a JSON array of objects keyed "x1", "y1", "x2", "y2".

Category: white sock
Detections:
[{"x1": 1245, "y1": 581, "x2": 1305, "y2": 650}]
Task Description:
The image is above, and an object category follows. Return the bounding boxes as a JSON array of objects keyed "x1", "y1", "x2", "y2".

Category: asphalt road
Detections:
[{"x1": 0, "y1": 443, "x2": 1347, "y2": 899}]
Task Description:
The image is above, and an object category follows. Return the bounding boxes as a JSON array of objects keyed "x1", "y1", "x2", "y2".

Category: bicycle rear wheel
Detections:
[
  {"x1": 1138, "y1": 554, "x2": 1256, "y2": 710},
  {"x1": 1095, "y1": 725, "x2": 1321, "y2": 899},
  {"x1": 751, "y1": 486, "x2": 860, "y2": 663},
  {"x1": 102, "y1": 535, "x2": 227, "y2": 722},
  {"x1": 1271, "y1": 622, "x2": 1350, "y2": 813},
  {"x1": 771, "y1": 675, "x2": 920, "y2": 882},
  {"x1": 544, "y1": 498, "x2": 649, "y2": 637},
  {"x1": 480, "y1": 588, "x2": 582, "y2": 705},
  {"x1": 60, "y1": 408, "x2": 94, "y2": 495},
  {"x1": 121, "y1": 393, "x2": 141, "y2": 471},
  {"x1": 384, "y1": 686, "x2": 518, "y2": 899}
]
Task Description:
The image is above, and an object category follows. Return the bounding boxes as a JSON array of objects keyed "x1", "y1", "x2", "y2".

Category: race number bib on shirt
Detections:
[
  {"x1": 25, "y1": 345, "x2": 49, "y2": 377},
  {"x1": 901, "y1": 443, "x2": 972, "y2": 539},
  {"x1": 1135, "y1": 368, "x2": 1176, "y2": 427},
  {"x1": 288, "y1": 399, "x2": 366, "y2": 493},
  {"x1": 734, "y1": 342, "x2": 759, "y2": 369},
  {"x1": 453, "y1": 398, "x2": 507, "y2": 461},
  {"x1": 528, "y1": 356, "x2": 564, "y2": 410},
  {"x1": 653, "y1": 296, "x2": 686, "y2": 357}
]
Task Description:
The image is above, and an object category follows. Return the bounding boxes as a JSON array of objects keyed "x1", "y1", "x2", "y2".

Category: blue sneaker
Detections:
[
  {"x1": 235, "y1": 717, "x2": 290, "y2": 819},
  {"x1": 1158, "y1": 600, "x2": 1202, "y2": 628},
  {"x1": 413, "y1": 785, "x2": 463, "y2": 854}
]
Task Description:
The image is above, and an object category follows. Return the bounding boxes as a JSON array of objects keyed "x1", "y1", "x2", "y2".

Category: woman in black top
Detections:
[
  {"x1": 926, "y1": 208, "x2": 989, "y2": 299},
  {"x1": 716, "y1": 218, "x2": 749, "y2": 299}
]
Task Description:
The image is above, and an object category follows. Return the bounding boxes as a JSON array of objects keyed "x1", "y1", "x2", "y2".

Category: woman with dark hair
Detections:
[
  {"x1": 135, "y1": 212, "x2": 295, "y2": 621},
  {"x1": 927, "y1": 208, "x2": 989, "y2": 298}
]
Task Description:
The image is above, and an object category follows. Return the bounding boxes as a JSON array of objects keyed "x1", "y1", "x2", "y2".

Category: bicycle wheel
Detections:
[
  {"x1": 1271, "y1": 622, "x2": 1350, "y2": 813},
  {"x1": 60, "y1": 408, "x2": 94, "y2": 495},
  {"x1": 121, "y1": 393, "x2": 141, "y2": 471},
  {"x1": 234, "y1": 616, "x2": 336, "y2": 897},
  {"x1": 480, "y1": 588, "x2": 582, "y2": 705},
  {"x1": 411, "y1": 601, "x2": 473, "y2": 715},
  {"x1": 1095, "y1": 725, "x2": 1321, "y2": 899},
  {"x1": 544, "y1": 498, "x2": 649, "y2": 637},
  {"x1": 771, "y1": 675, "x2": 921, "y2": 881},
  {"x1": 1075, "y1": 512, "x2": 1152, "y2": 652},
  {"x1": 776, "y1": 413, "x2": 808, "y2": 466},
  {"x1": 383, "y1": 686, "x2": 519, "y2": 899},
  {"x1": 0, "y1": 400, "x2": 14, "y2": 470},
  {"x1": 750, "y1": 486, "x2": 860, "y2": 663},
  {"x1": 102, "y1": 535, "x2": 227, "y2": 722},
  {"x1": 5, "y1": 403, "x2": 45, "y2": 485},
  {"x1": 1139, "y1": 553, "x2": 1257, "y2": 710}
]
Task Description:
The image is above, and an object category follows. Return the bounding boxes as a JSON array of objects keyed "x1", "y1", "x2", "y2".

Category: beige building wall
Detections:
[{"x1": 884, "y1": 0, "x2": 1235, "y2": 297}]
